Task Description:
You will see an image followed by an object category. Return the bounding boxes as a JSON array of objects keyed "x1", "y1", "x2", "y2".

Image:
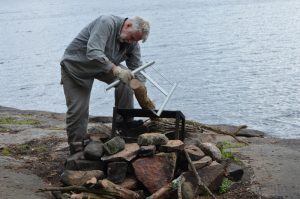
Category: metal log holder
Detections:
[{"x1": 112, "y1": 107, "x2": 186, "y2": 141}]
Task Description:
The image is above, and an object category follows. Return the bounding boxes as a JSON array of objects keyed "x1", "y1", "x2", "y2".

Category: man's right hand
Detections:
[{"x1": 112, "y1": 66, "x2": 134, "y2": 84}]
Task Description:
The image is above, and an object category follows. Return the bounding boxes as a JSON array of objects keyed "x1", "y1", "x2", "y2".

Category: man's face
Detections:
[{"x1": 119, "y1": 29, "x2": 143, "y2": 44}]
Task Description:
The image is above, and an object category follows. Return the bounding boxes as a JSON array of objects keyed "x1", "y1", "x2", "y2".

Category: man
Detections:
[{"x1": 60, "y1": 15, "x2": 150, "y2": 154}]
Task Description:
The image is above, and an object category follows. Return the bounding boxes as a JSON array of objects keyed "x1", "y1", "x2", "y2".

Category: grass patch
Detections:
[
  {"x1": 1, "y1": 147, "x2": 11, "y2": 156},
  {"x1": 219, "y1": 178, "x2": 233, "y2": 194},
  {"x1": 0, "y1": 117, "x2": 40, "y2": 125},
  {"x1": 1, "y1": 137, "x2": 64, "y2": 158},
  {"x1": 217, "y1": 141, "x2": 246, "y2": 164}
]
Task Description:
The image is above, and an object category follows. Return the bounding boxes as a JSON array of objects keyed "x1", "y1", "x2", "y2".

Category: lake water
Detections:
[{"x1": 1, "y1": 0, "x2": 299, "y2": 138}]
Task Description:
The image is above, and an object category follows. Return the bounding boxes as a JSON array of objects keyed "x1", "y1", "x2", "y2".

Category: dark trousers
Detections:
[{"x1": 61, "y1": 67, "x2": 133, "y2": 146}]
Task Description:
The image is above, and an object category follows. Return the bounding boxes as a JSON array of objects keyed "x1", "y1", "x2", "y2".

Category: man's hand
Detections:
[{"x1": 112, "y1": 66, "x2": 134, "y2": 84}]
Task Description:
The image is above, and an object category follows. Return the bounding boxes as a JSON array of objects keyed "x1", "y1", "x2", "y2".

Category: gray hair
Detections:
[{"x1": 130, "y1": 16, "x2": 150, "y2": 42}]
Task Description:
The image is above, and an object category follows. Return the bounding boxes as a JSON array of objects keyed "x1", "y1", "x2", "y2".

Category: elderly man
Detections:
[{"x1": 60, "y1": 15, "x2": 150, "y2": 154}]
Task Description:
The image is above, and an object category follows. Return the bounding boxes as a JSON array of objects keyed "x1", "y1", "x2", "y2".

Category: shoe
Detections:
[{"x1": 116, "y1": 120, "x2": 144, "y2": 129}]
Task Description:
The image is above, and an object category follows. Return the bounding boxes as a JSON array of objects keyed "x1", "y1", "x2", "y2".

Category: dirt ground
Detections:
[{"x1": 0, "y1": 106, "x2": 299, "y2": 199}]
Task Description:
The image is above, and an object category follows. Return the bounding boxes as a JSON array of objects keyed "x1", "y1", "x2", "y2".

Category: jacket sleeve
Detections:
[
  {"x1": 86, "y1": 16, "x2": 114, "y2": 72},
  {"x1": 126, "y1": 43, "x2": 146, "y2": 82}
]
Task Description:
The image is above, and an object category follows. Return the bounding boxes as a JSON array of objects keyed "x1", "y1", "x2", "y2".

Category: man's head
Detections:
[{"x1": 119, "y1": 16, "x2": 150, "y2": 44}]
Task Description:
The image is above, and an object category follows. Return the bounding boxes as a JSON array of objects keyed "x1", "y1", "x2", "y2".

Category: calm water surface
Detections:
[{"x1": 0, "y1": 0, "x2": 299, "y2": 138}]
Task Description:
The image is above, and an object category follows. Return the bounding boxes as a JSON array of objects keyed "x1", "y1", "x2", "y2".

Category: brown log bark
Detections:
[
  {"x1": 146, "y1": 183, "x2": 173, "y2": 199},
  {"x1": 98, "y1": 179, "x2": 142, "y2": 199},
  {"x1": 130, "y1": 79, "x2": 155, "y2": 110}
]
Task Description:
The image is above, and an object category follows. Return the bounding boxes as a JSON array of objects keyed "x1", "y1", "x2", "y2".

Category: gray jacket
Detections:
[{"x1": 61, "y1": 15, "x2": 144, "y2": 88}]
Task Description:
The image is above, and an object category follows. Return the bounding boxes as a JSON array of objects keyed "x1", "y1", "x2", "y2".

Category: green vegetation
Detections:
[
  {"x1": 217, "y1": 141, "x2": 246, "y2": 164},
  {"x1": 1, "y1": 147, "x2": 11, "y2": 156},
  {"x1": 0, "y1": 117, "x2": 40, "y2": 125},
  {"x1": 219, "y1": 178, "x2": 233, "y2": 193}
]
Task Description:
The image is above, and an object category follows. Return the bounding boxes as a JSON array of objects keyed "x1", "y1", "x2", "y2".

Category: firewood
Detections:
[
  {"x1": 98, "y1": 179, "x2": 142, "y2": 199},
  {"x1": 130, "y1": 79, "x2": 155, "y2": 110}
]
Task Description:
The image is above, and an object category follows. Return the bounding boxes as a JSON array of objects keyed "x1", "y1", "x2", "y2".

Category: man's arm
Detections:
[
  {"x1": 125, "y1": 43, "x2": 146, "y2": 82},
  {"x1": 86, "y1": 16, "x2": 115, "y2": 72}
]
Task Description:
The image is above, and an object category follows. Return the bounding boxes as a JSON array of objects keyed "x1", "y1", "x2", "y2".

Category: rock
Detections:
[
  {"x1": 107, "y1": 161, "x2": 128, "y2": 183},
  {"x1": 182, "y1": 164, "x2": 225, "y2": 195},
  {"x1": 65, "y1": 159, "x2": 105, "y2": 171},
  {"x1": 210, "y1": 160, "x2": 220, "y2": 166},
  {"x1": 60, "y1": 170, "x2": 104, "y2": 186},
  {"x1": 188, "y1": 156, "x2": 212, "y2": 170},
  {"x1": 198, "y1": 164, "x2": 225, "y2": 192},
  {"x1": 132, "y1": 152, "x2": 177, "y2": 193},
  {"x1": 101, "y1": 143, "x2": 140, "y2": 162},
  {"x1": 137, "y1": 133, "x2": 169, "y2": 146},
  {"x1": 103, "y1": 136, "x2": 125, "y2": 155},
  {"x1": 139, "y1": 145, "x2": 156, "y2": 157},
  {"x1": 158, "y1": 140, "x2": 184, "y2": 152},
  {"x1": 66, "y1": 151, "x2": 85, "y2": 161},
  {"x1": 225, "y1": 162, "x2": 244, "y2": 181},
  {"x1": 117, "y1": 176, "x2": 139, "y2": 190},
  {"x1": 183, "y1": 137, "x2": 199, "y2": 146},
  {"x1": 181, "y1": 176, "x2": 198, "y2": 199},
  {"x1": 184, "y1": 144, "x2": 205, "y2": 161},
  {"x1": 88, "y1": 124, "x2": 112, "y2": 139},
  {"x1": 199, "y1": 142, "x2": 222, "y2": 162},
  {"x1": 83, "y1": 141, "x2": 103, "y2": 160}
]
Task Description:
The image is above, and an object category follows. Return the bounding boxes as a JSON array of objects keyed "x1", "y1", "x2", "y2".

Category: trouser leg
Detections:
[
  {"x1": 61, "y1": 67, "x2": 92, "y2": 153},
  {"x1": 95, "y1": 72, "x2": 134, "y2": 122}
]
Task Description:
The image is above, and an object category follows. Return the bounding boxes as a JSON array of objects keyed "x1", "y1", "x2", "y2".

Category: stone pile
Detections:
[{"x1": 60, "y1": 132, "x2": 244, "y2": 199}]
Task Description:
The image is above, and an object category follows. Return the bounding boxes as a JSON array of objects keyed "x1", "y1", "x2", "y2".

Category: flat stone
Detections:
[
  {"x1": 132, "y1": 152, "x2": 177, "y2": 193},
  {"x1": 139, "y1": 145, "x2": 156, "y2": 157},
  {"x1": 65, "y1": 159, "x2": 105, "y2": 171},
  {"x1": 107, "y1": 161, "x2": 128, "y2": 183},
  {"x1": 199, "y1": 142, "x2": 222, "y2": 162},
  {"x1": 60, "y1": 170, "x2": 104, "y2": 186},
  {"x1": 101, "y1": 143, "x2": 140, "y2": 162},
  {"x1": 184, "y1": 144, "x2": 205, "y2": 161},
  {"x1": 103, "y1": 136, "x2": 125, "y2": 155},
  {"x1": 84, "y1": 141, "x2": 103, "y2": 160},
  {"x1": 158, "y1": 140, "x2": 184, "y2": 152},
  {"x1": 137, "y1": 133, "x2": 169, "y2": 146},
  {"x1": 225, "y1": 162, "x2": 244, "y2": 181},
  {"x1": 188, "y1": 156, "x2": 212, "y2": 170}
]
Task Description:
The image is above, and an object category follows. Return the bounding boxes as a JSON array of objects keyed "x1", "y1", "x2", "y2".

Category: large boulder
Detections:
[{"x1": 132, "y1": 152, "x2": 177, "y2": 193}]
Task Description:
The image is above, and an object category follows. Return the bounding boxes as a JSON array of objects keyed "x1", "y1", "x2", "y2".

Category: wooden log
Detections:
[
  {"x1": 98, "y1": 179, "x2": 142, "y2": 199},
  {"x1": 130, "y1": 79, "x2": 155, "y2": 110}
]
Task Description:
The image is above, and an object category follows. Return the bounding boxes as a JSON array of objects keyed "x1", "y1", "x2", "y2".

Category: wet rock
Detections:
[
  {"x1": 65, "y1": 159, "x2": 105, "y2": 171},
  {"x1": 103, "y1": 136, "x2": 125, "y2": 155},
  {"x1": 107, "y1": 161, "x2": 128, "y2": 183},
  {"x1": 132, "y1": 152, "x2": 177, "y2": 193},
  {"x1": 225, "y1": 162, "x2": 244, "y2": 181},
  {"x1": 83, "y1": 141, "x2": 103, "y2": 160},
  {"x1": 60, "y1": 170, "x2": 104, "y2": 186},
  {"x1": 188, "y1": 156, "x2": 212, "y2": 170},
  {"x1": 137, "y1": 133, "x2": 169, "y2": 146},
  {"x1": 101, "y1": 143, "x2": 140, "y2": 162},
  {"x1": 158, "y1": 140, "x2": 184, "y2": 152},
  {"x1": 139, "y1": 145, "x2": 156, "y2": 157},
  {"x1": 184, "y1": 144, "x2": 205, "y2": 161},
  {"x1": 199, "y1": 142, "x2": 222, "y2": 162}
]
